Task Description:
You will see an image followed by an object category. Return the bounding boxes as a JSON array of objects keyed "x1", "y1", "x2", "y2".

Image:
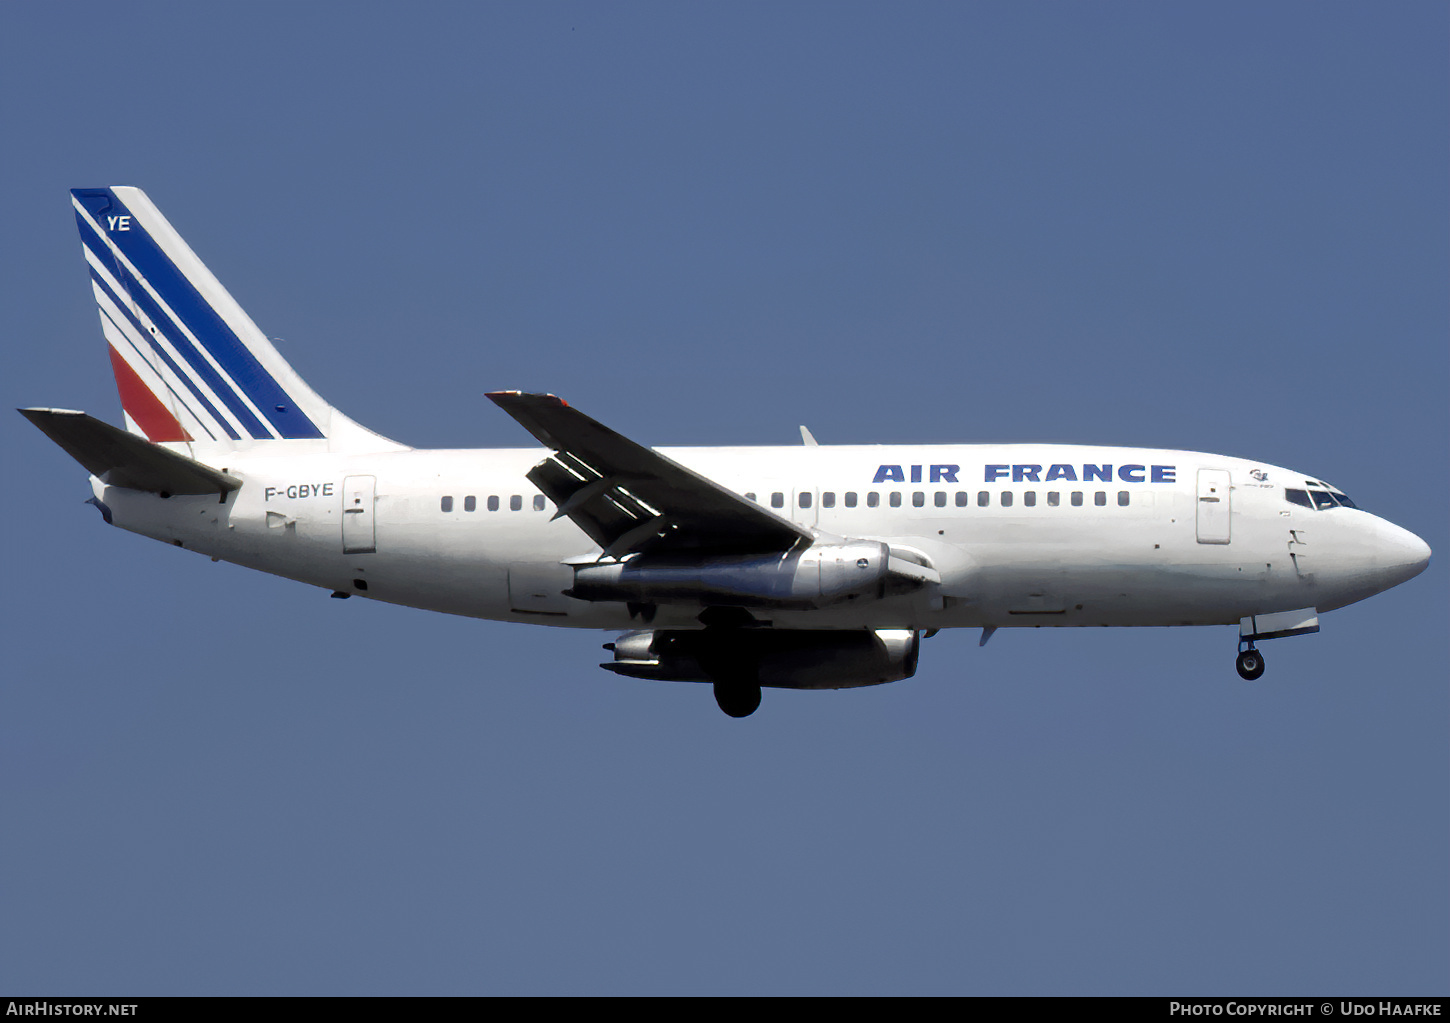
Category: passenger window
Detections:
[
  {"x1": 745, "y1": 492, "x2": 756, "y2": 502},
  {"x1": 845, "y1": 492, "x2": 858, "y2": 508},
  {"x1": 867, "y1": 492, "x2": 880, "y2": 508},
  {"x1": 1095, "y1": 492, "x2": 1106, "y2": 507},
  {"x1": 1047, "y1": 492, "x2": 1060, "y2": 507},
  {"x1": 534, "y1": 495, "x2": 546, "y2": 511},
  {"x1": 487, "y1": 496, "x2": 499, "y2": 511},
  {"x1": 1023, "y1": 491, "x2": 1036, "y2": 507},
  {"x1": 822, "y1": 492, "x2": 836, "y2": 508},
  {"x1": 912, "y1": 492, "x2": 925, "y2": 508},
  {"x1": 1001, "y1": 491, "x2": 1013, "y2": 507},
  {"x1": 1118, "y1": 491, "x2": 1129, "y2": 506},
  {"x1": 464, "y1": 496, "x2": 476, "y2": 512},
  {"x1": 1071, "y1": 492, "x2": 1083, "y2": 507},
  {"x1": 799, "y1": 492, "x2": 812, "y2": 509},
  {"x1": 890, "y1": 492, "x2": 902, "y2": 508},
  {"x1": 956, "y1": 491, "x2": 968, "y2": 507},
  {"x1": 440, "y1": 496, "x2": 453, "y2": 513},
  {"x1": 771, "y1": 492, "x2": 784, "y2": 509},
  {"x1": 935, "y1": 491, "x2": 947, "y2": 508},
  {"x1": 510, "y1": 495, "x2": 522, "y2": 511},
  {"x1": 977, "y1": 491, "x2": 989, "y2": 507}
]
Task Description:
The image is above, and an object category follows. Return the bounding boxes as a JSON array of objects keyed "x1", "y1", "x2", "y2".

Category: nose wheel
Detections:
[{"x1": 1235, "y1": 642, "x2": 1266, "y2": 681}]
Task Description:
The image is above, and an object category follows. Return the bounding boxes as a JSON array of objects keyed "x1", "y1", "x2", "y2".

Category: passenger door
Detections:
[
  {"x1": 341, "y1": 475, "x2": 377, "y2": 554},
  {"x1": 1196, "y1": 469, "x2": 1231, "y2": 545}
]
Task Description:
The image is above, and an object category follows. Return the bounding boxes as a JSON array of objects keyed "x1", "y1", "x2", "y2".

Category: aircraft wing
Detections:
[{"x1": 487, "y1": 392, "x2": 813, "y2": 557}]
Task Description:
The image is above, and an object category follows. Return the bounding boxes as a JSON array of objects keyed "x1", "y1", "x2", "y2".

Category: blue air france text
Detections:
[{"x1": 871, "y1": 463, "x2": 1177, "y2": 484}]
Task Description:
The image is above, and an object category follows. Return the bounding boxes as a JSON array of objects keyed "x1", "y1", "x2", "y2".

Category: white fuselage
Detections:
[{"x1": 91, "y1": 442, "x2": 1431, "y2": 634}]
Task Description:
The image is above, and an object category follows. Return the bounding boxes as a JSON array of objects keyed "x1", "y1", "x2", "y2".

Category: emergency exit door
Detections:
[{"x1": 791, "y1": 488, "x2": 818, "y2": 529}]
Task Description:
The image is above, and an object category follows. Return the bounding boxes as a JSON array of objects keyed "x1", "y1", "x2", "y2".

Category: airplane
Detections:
[{"x1": 22, "y1": 186, "x2": 1432, "y2": 717}]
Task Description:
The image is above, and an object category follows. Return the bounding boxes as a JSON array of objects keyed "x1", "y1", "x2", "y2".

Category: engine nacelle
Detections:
[
  {"x1": 570, "y1": 540, "x2": 893, "y2": 609},
  {"x1": 602, "y1": 628, "x2": 921, "y2": 690}
]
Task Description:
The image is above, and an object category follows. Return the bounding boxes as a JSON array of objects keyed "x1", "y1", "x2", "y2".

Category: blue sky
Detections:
[{"x1": 2, "y1": 2, "x2": 1445, "y2": 995}]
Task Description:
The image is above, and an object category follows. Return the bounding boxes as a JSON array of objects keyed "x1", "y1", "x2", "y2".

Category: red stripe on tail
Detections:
[{"x1": 107, "y1": 346, "x2": 192, "y2": 442}]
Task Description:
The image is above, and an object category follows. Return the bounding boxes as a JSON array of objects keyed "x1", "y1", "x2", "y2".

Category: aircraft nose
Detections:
[{"x1": 1376, "y1": 519, "x2": 1431, "y2": 588}]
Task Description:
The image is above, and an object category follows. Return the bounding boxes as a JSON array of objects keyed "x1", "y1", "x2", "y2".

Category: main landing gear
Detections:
[
  {"x1": 1235, "y1": 640, "x2": 1266, "y2": 681},
  {"x1": 701, "y1": 635, "x2": 763, "y2": 718},
  {"x1": 714, "y1": 679, "x2": 762, "y2": 718}
]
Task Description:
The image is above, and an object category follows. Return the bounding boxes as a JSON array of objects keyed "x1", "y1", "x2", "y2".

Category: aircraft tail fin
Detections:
[{"x1": 69, "y1": 187, "x2": 405, "y2": 453}]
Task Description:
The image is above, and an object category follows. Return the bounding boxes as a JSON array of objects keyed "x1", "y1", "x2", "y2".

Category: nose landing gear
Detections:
[
  {"x1": 1235, "y1": 640, "x2": 1266, "y2": 681},
  {"x1": 1235, "y1": 608, "x2": 1318, "y2": 681}
]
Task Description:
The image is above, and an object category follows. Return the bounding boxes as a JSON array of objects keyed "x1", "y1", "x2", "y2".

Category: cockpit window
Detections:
[{"x1": 1289, "y1": 483, "x2": 1360, "y2": 511}]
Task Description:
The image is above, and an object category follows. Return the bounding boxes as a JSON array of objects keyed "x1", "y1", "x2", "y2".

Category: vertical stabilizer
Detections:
[{"x1": 70, "y1": 187, "x2": 405, "y2": 454}]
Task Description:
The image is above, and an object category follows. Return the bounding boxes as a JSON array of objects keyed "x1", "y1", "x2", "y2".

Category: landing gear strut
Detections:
[{"x1": 1235, "y1": 641, "x2": 1265, "y2": 681}]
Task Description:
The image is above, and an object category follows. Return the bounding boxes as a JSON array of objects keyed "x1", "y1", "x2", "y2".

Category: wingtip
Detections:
[{"x1": 486, "y1": 391, "x2": 568, "y2": 408}]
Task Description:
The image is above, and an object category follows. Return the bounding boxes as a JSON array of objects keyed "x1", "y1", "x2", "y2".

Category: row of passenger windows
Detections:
[
  {"x1": 441, "y1": 495, "x2": 547, "y2": 512},
  {"x1": 440, "y1": 489, "x2": 1139, "y2": 514},
  {"x1": 746, "y1": 490, "x2": 1136, "y2": 508}
]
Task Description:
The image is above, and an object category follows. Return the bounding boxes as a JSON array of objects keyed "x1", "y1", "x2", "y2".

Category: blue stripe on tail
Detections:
[
  {"x1": 88, "y1": 266, "x2": 235, "y2": 440},
  {"x1": 72, "y1": 189, "x2": 324, "y2": 440},
  {"x1": 78, "y1": 216, "x2": 261, "y2": 439}
]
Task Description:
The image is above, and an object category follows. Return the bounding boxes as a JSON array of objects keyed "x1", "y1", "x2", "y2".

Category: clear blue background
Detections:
[{"x1": 2, "y1": 1, "x2": 1445, "y2": 996}]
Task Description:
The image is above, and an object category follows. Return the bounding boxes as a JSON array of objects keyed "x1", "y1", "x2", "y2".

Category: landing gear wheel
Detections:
[
  {"x1": 713, "y1": 680, "x2": 762, "y2": 718},
  {"x1": 1236, "y1": 648, "x2": 1265, "y2": 681}
]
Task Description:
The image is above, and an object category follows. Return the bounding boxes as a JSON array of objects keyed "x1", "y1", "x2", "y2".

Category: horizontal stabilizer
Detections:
[{"x1": 19, "y1": 408, "x2": 240, "y2": 498}]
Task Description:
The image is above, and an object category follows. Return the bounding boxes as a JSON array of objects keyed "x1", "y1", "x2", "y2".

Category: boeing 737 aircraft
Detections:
[{"x1": 23, "y1": 187, "x2": 1432, "y2": 716}]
